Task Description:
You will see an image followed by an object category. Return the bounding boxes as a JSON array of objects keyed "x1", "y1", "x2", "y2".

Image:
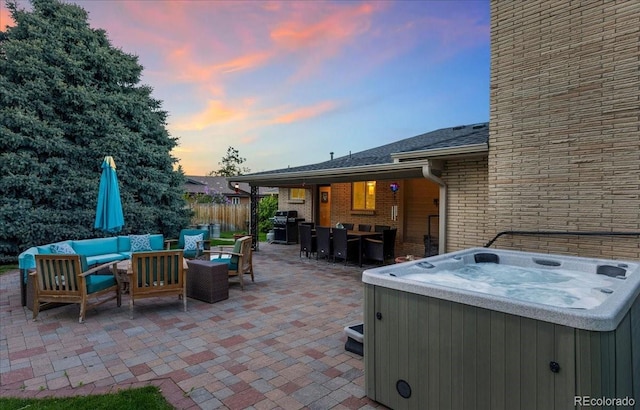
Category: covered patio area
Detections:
[{"x1": 1, "y1": 243, "x2": 383, "y2": 409}]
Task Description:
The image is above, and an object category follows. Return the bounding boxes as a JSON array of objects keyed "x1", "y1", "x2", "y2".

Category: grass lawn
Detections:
[
  {"x1": 0, "y1": 386, "x2": 173, "y2": 410},
  {"x1": 0, "y1": 263, "x2": 18, "y2": 275}
]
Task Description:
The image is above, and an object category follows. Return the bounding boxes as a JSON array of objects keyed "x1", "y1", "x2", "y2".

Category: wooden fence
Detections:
[{"x1": 189, "y1": 204, "x2": 250, "y2": 232}]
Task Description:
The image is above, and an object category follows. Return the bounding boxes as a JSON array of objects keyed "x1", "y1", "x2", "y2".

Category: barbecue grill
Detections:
[{"x1": 271, "y1": 210, "x2": 304, "y2": 244}]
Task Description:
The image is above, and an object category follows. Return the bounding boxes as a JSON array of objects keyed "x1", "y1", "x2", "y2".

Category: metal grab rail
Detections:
[{"x1": 484, "y1": 230, "x2": 640, "y2": 248}]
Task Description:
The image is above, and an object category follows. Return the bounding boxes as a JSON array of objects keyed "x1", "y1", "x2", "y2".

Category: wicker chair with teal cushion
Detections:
[{"x1": 165, "y1": 229, "x2": 210, "y2": 259}]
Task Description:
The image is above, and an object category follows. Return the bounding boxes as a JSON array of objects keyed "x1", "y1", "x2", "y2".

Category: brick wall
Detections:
[
  {"x1": 443, "y1": 157, "x2": 490, "y2": 252},
  {"x1": 277, "y1": 187, "x2": 314, "y2": 222},
  {"x1": 489, "y1": 0, "x2": 640, "y2": 259}
]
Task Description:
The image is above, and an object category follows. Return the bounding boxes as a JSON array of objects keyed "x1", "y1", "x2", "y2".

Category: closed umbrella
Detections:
[{"x1": 94, "y1": 156, "x2": 124, "y2": 233}]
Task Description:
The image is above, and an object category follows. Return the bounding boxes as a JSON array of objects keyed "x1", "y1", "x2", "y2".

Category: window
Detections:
[
  {"x1": 289, "y1": 188, "x2": 305, "y2": 200},
  {"x1": 231, "y1": 197, "x2": 240, "y2": 205},
  {"x1": 352, "y1": 181, "x2": 376, "y2": 210}
]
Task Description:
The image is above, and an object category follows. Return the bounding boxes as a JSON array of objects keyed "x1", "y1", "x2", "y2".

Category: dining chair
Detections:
[
  {"x1": 358, "y1": 224, "x2": 372, "y2": 232},
  {"x1": 316, "y1": 226, "x2": 333, "y2": 262},
  {"x1": 129, "y1": 250, "x2": 186, "y2": 318},
  {"x1": 298, "y1": 224, "x2": 317, "y2": 258},
  {"x1": 374, "y1": 225, "x2": 391, "y2": 232},
  {"x1": 32, "y1": 254, "x2": 121, "y2": 323},
  {"x1": 332, "y1": 228, "x2": 359, "y2": 265},
  {"x1": 363, "y1": 228, "x2": 397, "y2": 265},
  {"x1": 341, "y1": 223, "x2": 354, "y2": 230}
]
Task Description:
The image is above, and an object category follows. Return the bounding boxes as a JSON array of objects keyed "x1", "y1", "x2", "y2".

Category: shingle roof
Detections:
[
  {"x1": 248, "y1": 122, "x2": 488, "y2": 176},
  {"x1": 184, "y1": 175, "x2": 277, "y2": 196}
]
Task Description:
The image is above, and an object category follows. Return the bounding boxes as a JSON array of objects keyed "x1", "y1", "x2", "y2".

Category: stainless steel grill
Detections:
[{"x1": 272, "y1": 210, "x2": 304, "y2": 244}]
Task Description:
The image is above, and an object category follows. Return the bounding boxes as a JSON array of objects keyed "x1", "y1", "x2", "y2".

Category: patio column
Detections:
[{"x1": 250, "y1": 185, "x2": 259, "y2": 251}]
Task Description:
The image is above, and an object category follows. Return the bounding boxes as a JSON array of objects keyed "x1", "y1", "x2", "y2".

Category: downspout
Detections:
[{"x1": 422, "y1": 161, "x2": 446, "y2": 254}]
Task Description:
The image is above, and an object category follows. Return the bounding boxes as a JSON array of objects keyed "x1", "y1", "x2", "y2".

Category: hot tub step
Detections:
[{"x1": 344, "y1": 323, "x2": 364, "y2": 356}]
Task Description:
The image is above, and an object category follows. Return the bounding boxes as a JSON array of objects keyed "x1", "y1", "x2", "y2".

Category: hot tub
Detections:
[{"x1": 362, "y1": 248, "x2": 640, "y2": 409}]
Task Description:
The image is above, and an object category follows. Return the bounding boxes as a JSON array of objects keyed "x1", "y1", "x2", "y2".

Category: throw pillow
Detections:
[
  {"x1": 50, "y1": 243, "x2": 76, "y2": 254},
  {"x1": 184, "y1": 234, "x2": 204, "y2": 251},
  {"x1": 130, "y1": 234, "x2": 152, "y2": 252}
]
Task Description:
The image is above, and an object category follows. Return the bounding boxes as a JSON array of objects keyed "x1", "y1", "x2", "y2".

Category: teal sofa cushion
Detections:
[
  {"x1": 117, "y1": 236, "x2": 131, "y2": 252},
  {"x1": 36, "y1": 245, "x2": 52, "y2": 254},
  {"x1": 149, "y1": 234, "x2": 165, "y2": 250},
  {"x1": 86, "y1": 253, "x2": 127, "y2": 266},
  {"x1": 85, "y1": 274, "x2": 116, "y2": 293},
  {"x1": 73, "y1": 237, "x2": 118, "y2": 256}
]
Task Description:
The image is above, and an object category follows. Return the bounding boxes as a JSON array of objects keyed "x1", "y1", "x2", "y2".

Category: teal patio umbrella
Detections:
[{"x1": 94, "y1": 156, "x2": 124, "y2": 233}]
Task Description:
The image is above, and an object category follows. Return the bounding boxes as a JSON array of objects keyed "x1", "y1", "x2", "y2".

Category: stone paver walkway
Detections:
[{"x1": 0, "y1": 242, "x2": 386, "y2": 409}]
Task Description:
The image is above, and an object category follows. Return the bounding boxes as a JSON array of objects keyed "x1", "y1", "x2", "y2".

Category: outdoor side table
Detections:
[{"x1": 186, "y1": 259, "x2": 229, "y2": 303}]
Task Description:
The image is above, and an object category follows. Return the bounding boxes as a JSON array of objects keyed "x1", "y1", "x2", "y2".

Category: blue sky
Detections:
[{"x1": 2, "y1": 0, "x2": 490, "y2": 175}]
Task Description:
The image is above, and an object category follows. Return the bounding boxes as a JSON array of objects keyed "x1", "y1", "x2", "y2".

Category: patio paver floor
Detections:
[{"x1": 0, "y1": 242, "x2": 386, "y2": 409}]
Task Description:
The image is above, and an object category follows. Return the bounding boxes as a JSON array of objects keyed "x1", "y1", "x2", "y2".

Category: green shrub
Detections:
[{"x1": 258, "y1": 196, "x2": 278, "y2": 233}]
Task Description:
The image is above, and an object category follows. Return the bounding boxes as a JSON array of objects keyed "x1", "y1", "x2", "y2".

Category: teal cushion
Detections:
[
  {"x1": 117, "y1": 236, "x2": 131, "y2": 252},
  {"x1": 149, "y1": 234, "x2": 164, "y2": 250},
  {"x1": 85, "y1": 274, "x2": 116, "y2": 294},
  {"x1": 36, "y1": 245, "x2": 52, "y2": 254},
  {"x1": 38, "y1": 240, "x2": 72, "y2": 255},
  {"x1": 178, "y1": 229, "x2": 209, "y2": 248},
  {"x1": 217, "y1": 257, "x2": 238, "y2": 271},
  {"x1": 73, "y1": 237, "x2": 118, "y2": 256},
  {"x1": 130, "y1": 234, "x2": 152, "y2": 252},
  {"x1": 184, "y1": 234, "x2": 203, "y2": 251},
  {"x1": 118, "y1": 252, "x2": 133, "y2": 260},
  {"x1": 78, "y1": 255, "x2": 89, "y2": 272},
  {"x1": 86, "y1": 253, "x2": 126, "y2": 266},
  {"x1": 183, "y1": 249, "x2": 198, "y2": 259},
  {"x1": 51, "y1": 243, "x2": 75, "y2": 254}
]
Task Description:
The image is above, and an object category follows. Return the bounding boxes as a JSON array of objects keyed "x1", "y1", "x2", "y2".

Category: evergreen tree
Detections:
[{"x1": 0, "y1": 0, "x2": 191, "y2": 263}]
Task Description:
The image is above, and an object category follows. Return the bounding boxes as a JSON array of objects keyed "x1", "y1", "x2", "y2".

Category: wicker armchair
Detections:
[
  {"x1": 332, "y1": 228, "x2": 359, "y2": 265},
  {"x1": 363, "y1": 228, "x2": 397, "y2": 265},
  {"x1": 316, "y1": 226, "x2": 333, "y2": 262},
  {"x1": 299, "y1": 224, "x2": 317, "y2": 258}
]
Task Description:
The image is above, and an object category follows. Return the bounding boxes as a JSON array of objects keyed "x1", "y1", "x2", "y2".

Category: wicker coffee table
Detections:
[{"x1": 185, "y1": 260, "x2": 229, "y2": 303}]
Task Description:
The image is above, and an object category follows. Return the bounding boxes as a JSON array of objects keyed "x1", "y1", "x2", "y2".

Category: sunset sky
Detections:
[{"x1": 1, "y1": 0, "x2": 491, "y2": 175}]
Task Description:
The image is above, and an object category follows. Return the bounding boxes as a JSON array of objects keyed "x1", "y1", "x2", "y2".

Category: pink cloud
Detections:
[
  {"x1": 214, "y1": 51, "x2": 273, "y2": 74},
  {"x1": 271, "y1": 101, "x2": 338, "y2": 124},
  {"x1": 268, "y1": 2, "x2": 383, "y2": 81},
  {"x1": 172, "y1": 99, "x2": 243, "y2": 131},
  {"x1": 0, "y1": 5, "x2": 14, "y2": 28}
]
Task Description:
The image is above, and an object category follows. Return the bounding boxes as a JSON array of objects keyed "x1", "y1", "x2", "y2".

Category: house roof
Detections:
[
  {"x1": 184, "y1": 175, "x2": 277, "y2": 196},
  {"x1": 235, "y1": 122, "x2": 489, "y2": 186}
]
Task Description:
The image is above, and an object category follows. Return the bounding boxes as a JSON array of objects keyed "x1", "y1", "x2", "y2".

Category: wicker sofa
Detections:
[{"x1": 18, "y1": 234, "x2": 165, "y2": 308}]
